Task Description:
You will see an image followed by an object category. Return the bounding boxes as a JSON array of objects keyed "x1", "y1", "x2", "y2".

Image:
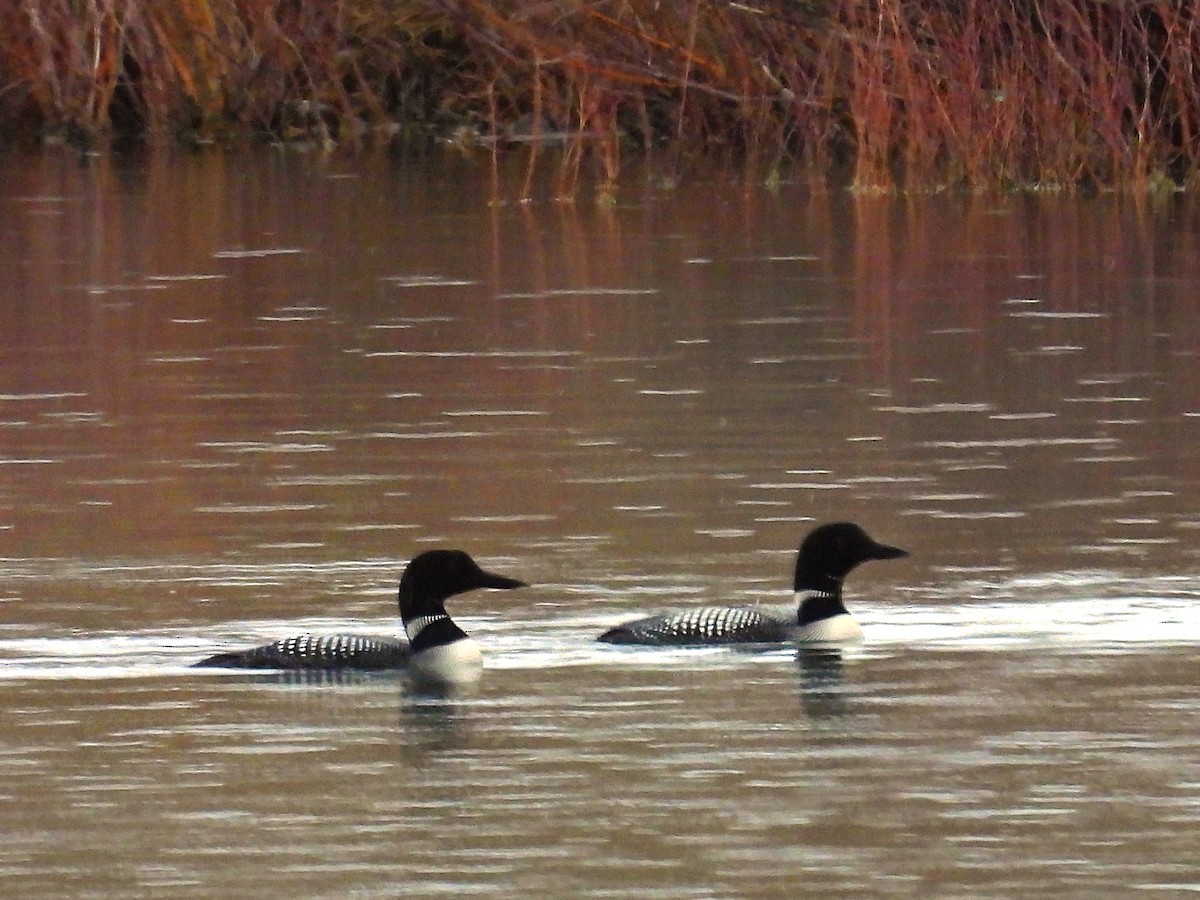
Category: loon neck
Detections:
[
  {"x1": 403, "y1": 603, "x2": 469, "y2": 654},
  {"x1": 795, "y1": 588, "x2": 849, "y2": 626},
  {"x1": 405, "y1": 614, "x2": 449, "y2": 642}
]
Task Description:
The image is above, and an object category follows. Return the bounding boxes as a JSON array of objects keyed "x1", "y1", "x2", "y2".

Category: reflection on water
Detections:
[
  {"x1": 796, "y1": 648, "x2": 850, "y2": 719},
  {"x1": 1, "y1": 149, "x2": 1200, "y2": 894}
]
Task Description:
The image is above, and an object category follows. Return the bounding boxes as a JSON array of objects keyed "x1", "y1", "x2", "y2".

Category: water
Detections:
[{"x1": 2, "y1": 149, "x2": 1200, "y2": 896}]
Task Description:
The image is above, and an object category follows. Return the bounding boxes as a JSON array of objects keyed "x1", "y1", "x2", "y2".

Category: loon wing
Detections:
[
  {"x1": 598, "y1": 606, "x2": 791, "y2": 646},
  {"x1": 194, "y1": 633, "x2": 411, "y2": 670}
]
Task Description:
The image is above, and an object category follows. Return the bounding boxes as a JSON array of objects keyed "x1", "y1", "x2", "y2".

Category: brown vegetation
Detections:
[{"x1": 1, "y1": 1, "x2": 1198, "y2": 194}]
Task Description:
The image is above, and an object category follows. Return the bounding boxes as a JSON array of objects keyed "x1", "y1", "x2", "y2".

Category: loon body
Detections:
[
  {"x1": 195, "y1": 549, "x2": 525, "y2": 685},
  {"x1": 598, "y1": 522, "x2": 907, "y2": 646}
]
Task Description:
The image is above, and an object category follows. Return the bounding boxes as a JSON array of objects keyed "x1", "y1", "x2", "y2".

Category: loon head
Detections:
[
  {"x1": 793, "y1": 522, "x2": 908, "y2": 595},
  {"x1": 397, "y1": 550, "x2": 526, "y2": 689},
  {"x1": 398, "y1": 549, "x2": 526, "y2": 621}
]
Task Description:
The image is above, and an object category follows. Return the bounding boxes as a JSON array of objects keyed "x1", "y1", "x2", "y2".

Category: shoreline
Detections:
[{"x1": 3, "y1": 1, "x2": 1197, "y2": 195}]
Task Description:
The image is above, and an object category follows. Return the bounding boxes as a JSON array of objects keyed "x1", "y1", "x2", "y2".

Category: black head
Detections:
[
  {"x1": 793, "y1": 522, "x2": 908, "y2": 593},
  {"x1": 398, "y1": 549, "x2": 526, "y2": 619}
]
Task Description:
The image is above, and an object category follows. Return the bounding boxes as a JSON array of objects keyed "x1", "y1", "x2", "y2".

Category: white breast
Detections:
[
  {"x1": 793, "y1": 614, "x2": 863, "y2": 645},
  {"x1": 409, "y1": 637, "x2": 484, "y2": 688}
]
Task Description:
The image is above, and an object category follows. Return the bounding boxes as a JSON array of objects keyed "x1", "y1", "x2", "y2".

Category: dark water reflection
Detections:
[{"x1": 1, "y1": 149, "x2": 1200, "y2": 895}]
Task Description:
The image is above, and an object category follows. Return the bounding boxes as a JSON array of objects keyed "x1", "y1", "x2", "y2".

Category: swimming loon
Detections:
[
  {"x1": 597, "y1": 522, "x2": 907, "y2": 646},
  {"x1": 194, "y1": 549, "x2": 526, "y2": 684}
]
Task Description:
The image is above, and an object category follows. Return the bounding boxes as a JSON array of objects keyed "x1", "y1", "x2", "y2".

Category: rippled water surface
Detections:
[{"x1": 2, "y1": 150, "x2": 1200, "y2": 896}]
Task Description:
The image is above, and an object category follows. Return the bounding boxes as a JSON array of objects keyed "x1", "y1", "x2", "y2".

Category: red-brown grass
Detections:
[{"x1": 1, "y1": 1, "x2": 1198, "y2": 194}]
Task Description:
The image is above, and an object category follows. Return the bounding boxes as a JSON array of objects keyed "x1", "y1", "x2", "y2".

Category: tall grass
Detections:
[{"x1": 2, "y1": 0, "x2": 1198, "y2": 193}]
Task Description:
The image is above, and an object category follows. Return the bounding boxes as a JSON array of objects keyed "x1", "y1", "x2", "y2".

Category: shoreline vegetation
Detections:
[{"x1": 2, "y1": 1, "x2": 1198, "y2": 197}]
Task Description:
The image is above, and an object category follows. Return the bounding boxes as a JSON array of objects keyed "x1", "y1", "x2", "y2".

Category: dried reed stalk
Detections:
[{"x1": 1, "y1": 0, "x2": 1197, "y2": 193}]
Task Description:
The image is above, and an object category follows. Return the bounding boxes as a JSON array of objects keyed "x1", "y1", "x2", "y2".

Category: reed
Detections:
[{"x1": 1, "y1": 0, "x2": 1197, "y2": 193}]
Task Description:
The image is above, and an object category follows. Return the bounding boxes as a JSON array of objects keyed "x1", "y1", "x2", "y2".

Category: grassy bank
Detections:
[{"x1": 2, "y1": 1, "x2": 1198, "y2": 194}]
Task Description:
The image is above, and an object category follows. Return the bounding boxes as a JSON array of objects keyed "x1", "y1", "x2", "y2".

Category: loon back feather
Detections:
[
  {"x1": 193, "y1": 634, "x2": 410, "y2": 670},
  {"x1": 598, "y1": 606, "x2": 791, "y2": 646}
]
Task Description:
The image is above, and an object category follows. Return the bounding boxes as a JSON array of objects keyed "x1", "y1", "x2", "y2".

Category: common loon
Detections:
[
  {"x1": 195, "y1": 549, "x2": 526, "y2": 685},
  {"x1": 597, "y1": 522, "x2": 907, "y2": 646}
]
